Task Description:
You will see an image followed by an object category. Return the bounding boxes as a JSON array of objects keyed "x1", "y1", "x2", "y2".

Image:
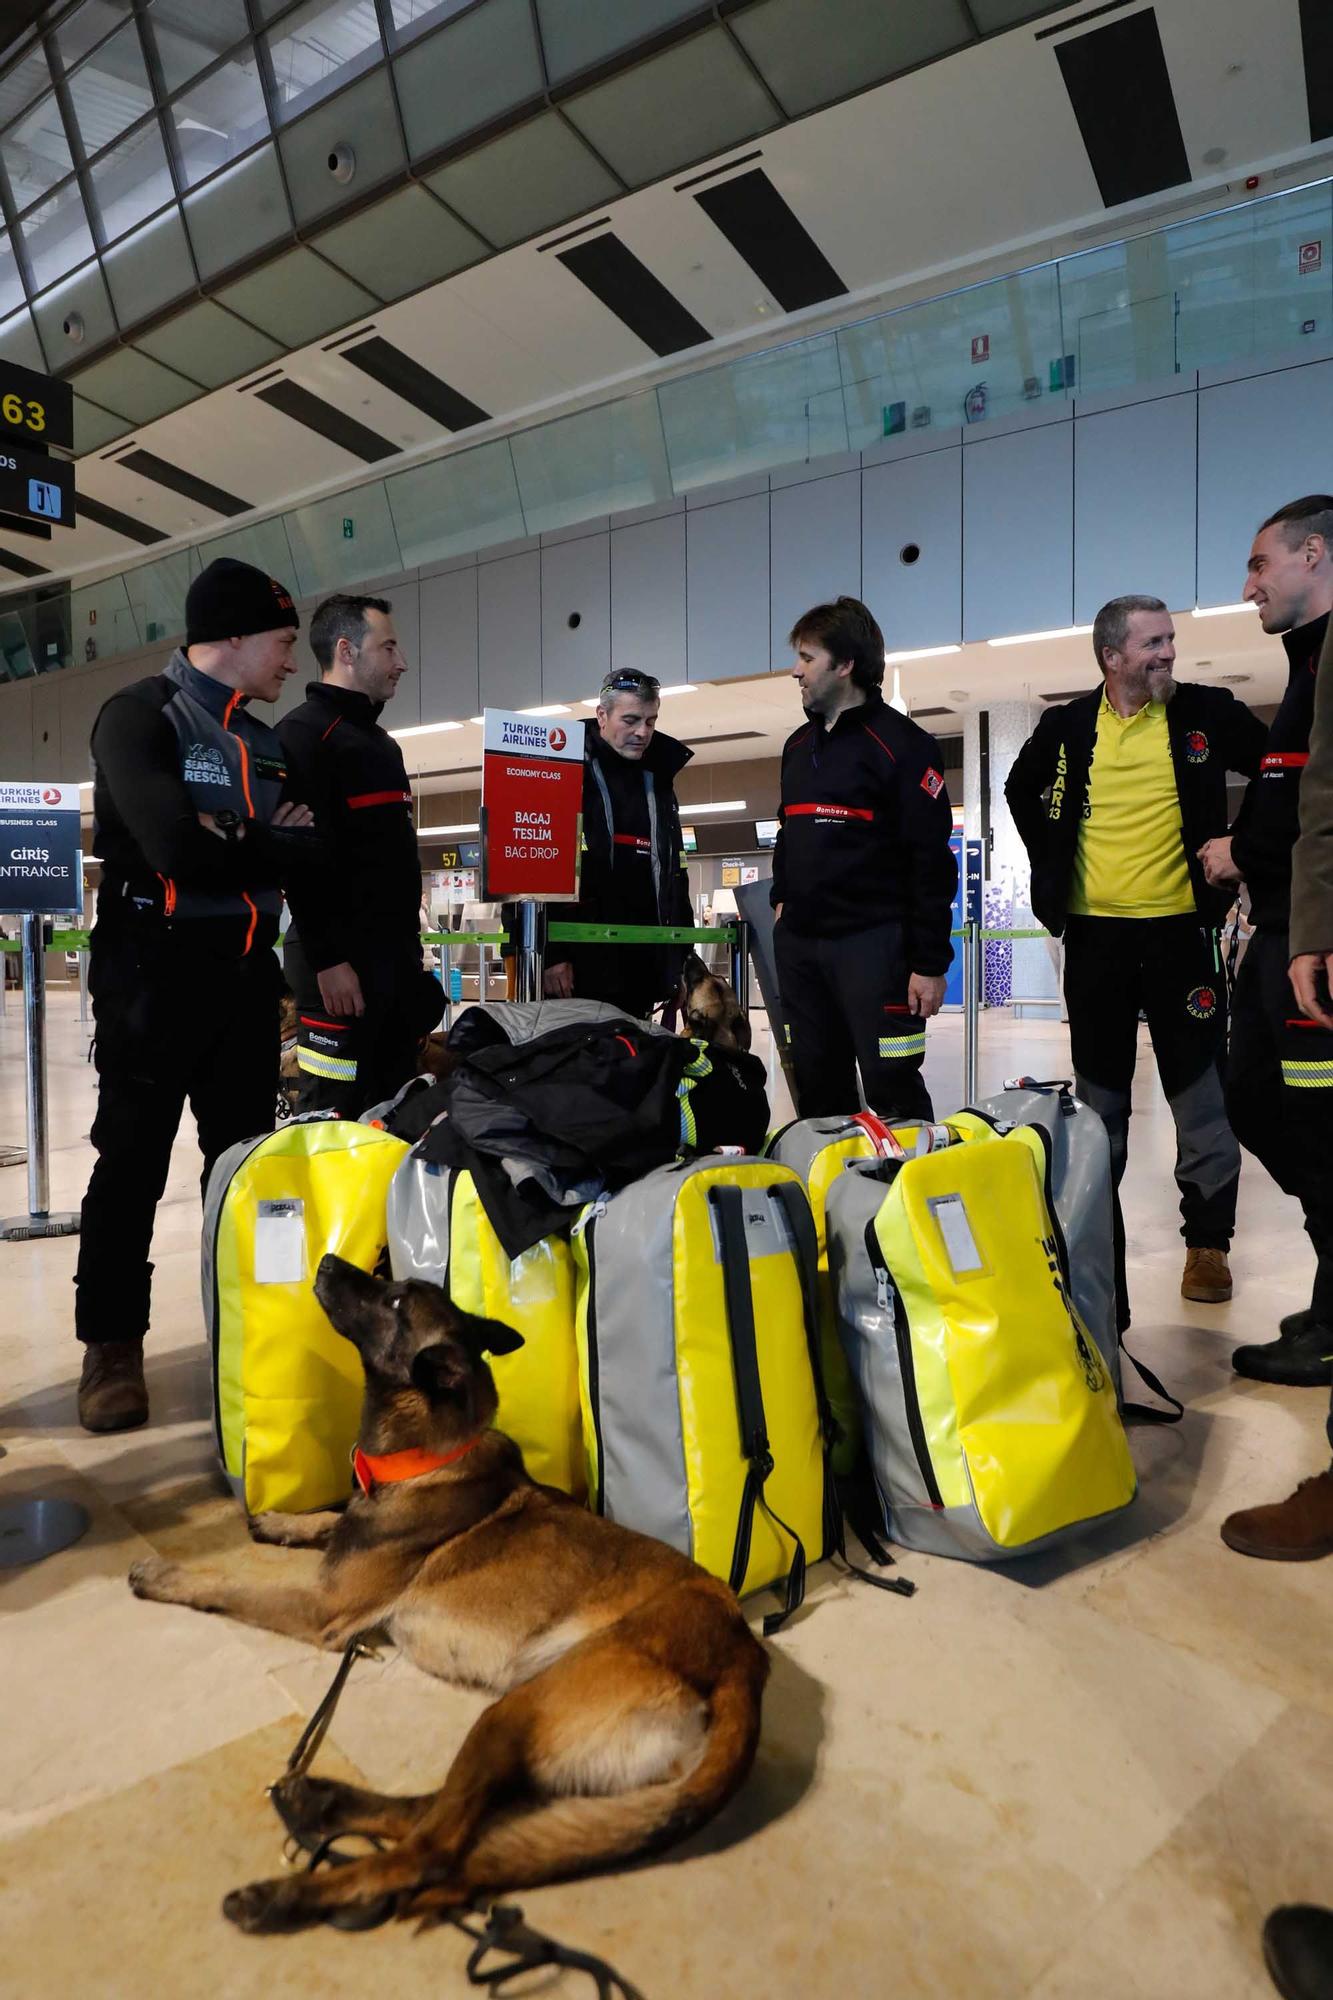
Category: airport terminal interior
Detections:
[{"x1": 3, "y1": 0, "x2": 1333, "y2": 1993}]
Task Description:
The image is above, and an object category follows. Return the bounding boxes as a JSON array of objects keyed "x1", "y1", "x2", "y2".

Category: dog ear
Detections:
[
  {"x1": 461, "y1": 1313, "x2": 525, "y2": 1357},
  {"x1": 409, "y1": 1343, "x2": 460, "y2": 1397}
]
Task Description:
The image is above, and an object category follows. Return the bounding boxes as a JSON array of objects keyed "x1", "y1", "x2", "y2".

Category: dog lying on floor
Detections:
[
  {"x1": 129, "y1": 1255, "x2": 768, "y2": 1934},
  {"x1": 679, "y1": 952, "x2": 751, "y2": 1052}
]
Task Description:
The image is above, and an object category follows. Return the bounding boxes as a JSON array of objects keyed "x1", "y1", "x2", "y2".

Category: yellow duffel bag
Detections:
[
  {"x1": 387, "y1": 1152, "x2": 584, "y2": 1500},
  {"x1": 203, "y1": 1117, "x2": 408, "y2": 1516}
]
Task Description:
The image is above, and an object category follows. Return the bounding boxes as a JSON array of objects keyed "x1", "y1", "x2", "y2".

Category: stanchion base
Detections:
[
  {"x1": 0, "y1": 1210, "x2": 80, "y2": 1241},
  {"x1": 0, "y1": 1496, "x2": 90, "y2": 1568}
]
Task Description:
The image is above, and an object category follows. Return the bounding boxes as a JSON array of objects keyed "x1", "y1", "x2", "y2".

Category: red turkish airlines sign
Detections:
[{"x1": 481, "y1": 709, "x2": 584, "y2": 900}]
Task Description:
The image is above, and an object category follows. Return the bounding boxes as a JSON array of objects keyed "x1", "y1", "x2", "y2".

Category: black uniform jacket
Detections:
[
  {"x1": 544, "y1": 720, "x2": 694, "y2": 1001},
  {"x1": 770, "y1": 691, "x2": 957, "y2": 976},
  {"x1": 90, "y1": 649, "x2": 307, "y2": 957},
  {"x1": 278, "y1": 680, "x2": 422, "y2": 974},
  {"x1": 1230, "y1": 613, "x2": 1330, "y2": 933},
  {"x1": 1005, "y1": 681, "x2": 1267, "y2": 937}
]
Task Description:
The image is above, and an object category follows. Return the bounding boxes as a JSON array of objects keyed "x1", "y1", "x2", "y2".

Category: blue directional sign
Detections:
[{"x1": 28, "y1": 477, "x2": 62, "y2": 520}]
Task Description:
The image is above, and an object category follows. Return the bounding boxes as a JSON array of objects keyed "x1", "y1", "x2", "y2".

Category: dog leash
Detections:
[{"x1": 269, "y1": 1640, "x2": 645, "y2": 1995}]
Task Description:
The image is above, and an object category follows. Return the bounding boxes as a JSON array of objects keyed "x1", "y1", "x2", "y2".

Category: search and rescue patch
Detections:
[
  {"x1": 920, "y1": 767, "x2": 945, "y2": 799},
  {"x1": 1183, "y1": 730, "x2": 1209, "y2": 765},
  {"x1": 1185, "y1": 984, "x2": 1218, "y2": 1020}
]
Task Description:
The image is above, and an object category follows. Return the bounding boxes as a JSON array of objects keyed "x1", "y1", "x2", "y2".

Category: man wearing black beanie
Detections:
[{"x1": 74, "y1": 556, "x2": 315, "y2": 1434}]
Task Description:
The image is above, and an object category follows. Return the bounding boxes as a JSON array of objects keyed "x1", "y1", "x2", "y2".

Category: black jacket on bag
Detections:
[
  {"x1": 543, "y1": 721, "x2": 694, "y2": 1004},
  {"x1": 278, "y1": 681, "x2": 422, "y2": 973},
  {"x1": 1230, "y1": 613, "x2": 1330, "y2": 933},
  {"x1": 770, "y1": 692, "x2": 957, "y2": 975},
  {"x1": 1006, "y1": 682, "x2": 1267, "y2": 938}
]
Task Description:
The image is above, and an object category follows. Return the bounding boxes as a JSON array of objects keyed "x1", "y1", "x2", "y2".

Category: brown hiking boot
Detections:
[
  {"x1": 1220, "y1": 1470, "x2": 1333, "y2": 1561},
  {"x1": 1182, "y1": 1247, "x2": 1232, "y2": 1303},
  {"x1": 77, "y1": 1341, "x2": 148, "y2": 1434}
]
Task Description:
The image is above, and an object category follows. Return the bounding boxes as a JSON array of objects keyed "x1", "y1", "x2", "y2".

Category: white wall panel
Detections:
[
  {"x1": 420, "y1": 565, "x2": 479, "y2": 723},
  {"x1": 29, "y1": 677, "x2": 62, "y2": 780},
  {"x1": 963, "y1": 422, "x2": 1073, "y2": 642},
  {"x1": 1074, "y1": 394, "x2": 1197, "y2": 620},
  {"x1": 769, "y1": 470, "x2": 860, "y2": 661},
  {"x1": 685, "y1": 492, "x2": 770, "y2": 684},
  {"x1": 862, "y1": 447, "x2": 962, "y2": 651},
  {"x1": 1196, "y1": 361, "x2": 1333, "y2": 608},
  {"x1": 540, "y1": 533, "x2": 610, "y2": 703},
  {"x1": 478, "y1": 550, "x2": 541, "y2": 710},
  {"x1": 386, "y1": 579, "x2": 422, "y2": 729},
  {"x1": 0, "y1": 682, "x2": 32, "y2": 781},
  {"x1": 610, "y1": 511, "x2": 686, "y2": 684}
]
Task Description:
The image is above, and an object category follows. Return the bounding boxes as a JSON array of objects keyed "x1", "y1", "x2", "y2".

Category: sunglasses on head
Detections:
[{"x1": 600, "y1": 672, "x2": 660, "y2": 699}]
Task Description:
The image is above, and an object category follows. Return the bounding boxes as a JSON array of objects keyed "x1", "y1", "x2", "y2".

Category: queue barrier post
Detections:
[
  {"x1": 514, "y1": 901, "x2": 543, "y2": 1004},
  {"x1": 962, "y1": 917, "x2": 980, "y2": 1104},
  {"x1": 0, "y1": 914, "x2": 88, "y2": 1566},
  {"x1": 729, "y1": 919, "x2": 751, "y2": 1015}
]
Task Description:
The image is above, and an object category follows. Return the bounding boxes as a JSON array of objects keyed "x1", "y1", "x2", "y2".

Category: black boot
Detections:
[
  {"x1": 1233, "y1": 1320, "x2": 1333, "y2": 1386},
  {"x1": 1263, "y1": 1905, "x2": 1333, "y2": 2000}
]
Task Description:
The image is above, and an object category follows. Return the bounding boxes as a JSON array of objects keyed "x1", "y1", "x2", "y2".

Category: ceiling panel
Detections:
[
  {"x1": 101, "y1": 206, "x2": 197, "y2": 327},
  {"x1": 214, "y1": 244, "x2": 377, "y2": 346},
  {"x1": 32, "y1": 260, "x2": 117, "y2": 369},
  {"x1": 70, "y1": 345, "x2": 200, "y2": 424},
  {"x1": 731, "y1": 0, "x2": 973, "y2": 118},
  {"x1": 277, "y1": 65, "x2": 405, "y2": 229},
  {"x1": 1158, "y1": 0, "x2": 1310, "y2": 182},
  {"x1": 445, "y1": 250, "x2": 654, "y2": 399},
  {"x1": 425, "y1": 111, "x2": 621, "y2": 249},
  {"x1": 311, "y1": 183, "x2": 486, "y2": 300},
  {"x1": 283, "y1": 345, "x2": 449, "y2": 452},
  {"x1": 534, "y1": 0, "x2": 707, "y2": 85},
  {"x1": 139, "y1": 384, "x2": 359, "y2": 497},
  {"x1": 561, "y1": 28, "x2": 779, "y2": 187},
  {"x1": 967, "y1": 0, "x2": 1066, "y2": 30},
  {"x1": 392, "y1": 0, "x2": 544, "y2": 161},
  {"x1": 182, "y1": 142, "x2": 291, "y2": 281},
  {"x1": 362, "y1": 282, "x2": 570, "y2": 416},
  {"x1": 86, "y1": 451, "x2": 212, "y2": 537},
  {"x1": 0, "y1": 306, "x2": 46, "y2": 370},
  {"x1": 133, "y1": 298, "x2": 284, "y2": 389},
  {"x1": 72, "y1": 393, "x2": 129, "y2": 454}
]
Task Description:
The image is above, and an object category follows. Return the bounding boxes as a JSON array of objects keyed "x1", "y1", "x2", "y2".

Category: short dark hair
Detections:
[
  {"x1": 1259, "y1": 494, "x2": 1333, "y2": 552},
  {"x1": 1092, "y1": 594, "x2": 1169, "y2": 673},
  {"x1": 787, "y1": 596, "x2": 885, "y2": 691},
  {"x1": 309, "y1": 593, "x2": 390, "y2": 671}
]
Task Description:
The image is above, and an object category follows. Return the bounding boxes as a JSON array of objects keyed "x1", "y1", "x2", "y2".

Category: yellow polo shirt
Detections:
[{"x1": 1066, "y1": 695, "x2": 1195, "y2": 919}]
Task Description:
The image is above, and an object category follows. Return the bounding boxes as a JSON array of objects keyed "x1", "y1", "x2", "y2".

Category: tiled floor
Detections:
[{"x1": 2, "y1": 987, "x2": 1330, "y2": 1998}]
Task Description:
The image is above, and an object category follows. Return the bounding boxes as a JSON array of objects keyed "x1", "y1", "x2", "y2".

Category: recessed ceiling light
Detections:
[
  {"x1": 417, "y1": 821, "x2": 480, "y2": 836},
  {"x1": 391, "y1": 720, "x2": 464, "y2": 739},
  {"x1": 681, "y1": 799, "x2": 747, "y2": 815},
  {"x1": 1192, "y1": 602, "x2": 1255, "y2": 618},
  {"x1": 517, "y1": 704, "x2": 572, "y2": 716},
  {"x1": 988, "y1": 625, "x2": 1093, "y2": 647},
  {"x1": 886, "y1": 645, "x2": 962, "y2": 663}
]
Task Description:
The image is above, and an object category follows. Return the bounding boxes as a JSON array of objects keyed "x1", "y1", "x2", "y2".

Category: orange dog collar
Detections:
[{"x1": 352, "y1": 1435, "x2": 485, "y2": 1495}]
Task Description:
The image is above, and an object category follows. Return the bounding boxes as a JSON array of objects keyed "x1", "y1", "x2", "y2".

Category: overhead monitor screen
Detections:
[
  {"x1": 681, "y1": 824, "x2": 698, "y2": 853},
  {"x1": 754, "y1": 818, "x2": 779, "y2": 848}
]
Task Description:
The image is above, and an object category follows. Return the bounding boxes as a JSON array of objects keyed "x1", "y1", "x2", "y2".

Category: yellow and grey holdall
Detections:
[
  {"x1": 203, "y1": 1117, "x2": 409, "y2": 1516},
  {"x1": 765, "y1": 1111, "x2": 954, "y2": 1474},
  {"x1": 825, "y1": 1122, "x2": 1137, "y2": 1563},
  {"x1": 386, "y1": 1151, "x2": 584, "y2": 1499},
  {"x1": 573, "y1": 1157, "x2": 833, "y2": 1631}
]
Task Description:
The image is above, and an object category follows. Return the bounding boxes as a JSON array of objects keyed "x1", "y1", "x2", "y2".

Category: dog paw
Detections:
[
  {"x1": 248, "y1": 1512, "x2": 291, "y2": 1545},
  {"x1": 128, "y1": 1557, "x2": 181, "y2": 1600},
  {"x1": 222, "y1": 1877, "x2": 315, "y2": 1935}
]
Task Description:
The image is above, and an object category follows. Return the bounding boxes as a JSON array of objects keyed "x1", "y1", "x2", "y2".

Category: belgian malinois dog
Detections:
[
  {"x1": 679, "y1": 952, "x2": 751, "y2": 1052},
  {"x1": 129, "y1": 1255, "x2": 768, "y2": 1934}
]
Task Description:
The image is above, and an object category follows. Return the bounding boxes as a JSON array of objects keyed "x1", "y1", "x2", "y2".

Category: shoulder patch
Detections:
[{"x1": 920, "y1": 767, "x2": 944, "y2": 799}]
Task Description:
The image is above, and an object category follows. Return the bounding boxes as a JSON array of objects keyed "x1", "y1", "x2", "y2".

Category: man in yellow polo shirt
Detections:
[{"x1": 1008, "y1": 596, "x2": 1266, "y2": 1335}]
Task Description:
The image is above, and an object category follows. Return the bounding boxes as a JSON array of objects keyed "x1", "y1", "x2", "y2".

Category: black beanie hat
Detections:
[{"x1": 185, "y1": 557, "x2": 299, "y2": 646}]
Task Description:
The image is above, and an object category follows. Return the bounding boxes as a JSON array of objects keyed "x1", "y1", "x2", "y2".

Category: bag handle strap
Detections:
[
  {"x1": 764, "y1": 1179, "x2": 915, "y2": 1602},
  {"x1": 710, "y1": 1184, "x2": 806, "y2": 1636},
  {"x1": 1118, "y1": 1338, "x2": 1185, "y2": 1425}
]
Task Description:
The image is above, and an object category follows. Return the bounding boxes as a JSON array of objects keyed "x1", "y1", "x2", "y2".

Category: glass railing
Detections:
[{"x1": 3, "y1": 170, "x2": 1330, "y2": 679}]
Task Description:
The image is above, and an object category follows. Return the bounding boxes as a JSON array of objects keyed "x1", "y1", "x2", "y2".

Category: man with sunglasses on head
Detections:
[{"x1": 541, "y1": 669, "x2": 694, "y2": 1018}]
